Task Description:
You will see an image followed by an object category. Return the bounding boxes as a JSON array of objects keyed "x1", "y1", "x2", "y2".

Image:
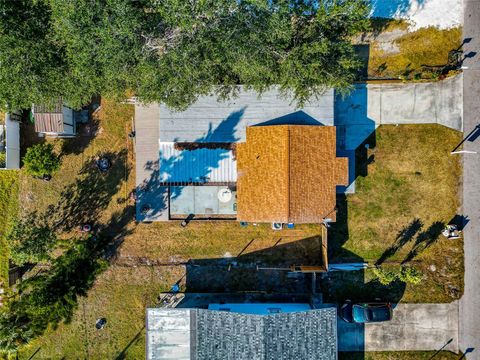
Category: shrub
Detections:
[
  {"x1": 398, "y1": 266, "x2": 423, "y2": 285},
  {"x1": 372, "y1": 266, "x2": 397, "y2": 285},
  {"x1": 6, "y1": 213, "x2": 57, "y2": 265},
  {"x1": 0, "y1": 309, "x2": 33, "y2": 356},
  {"x1": 23, "y1": 143, "x2": 60, "y2": 177},
  {"x1": 0, "y1": 152, "x2": 6, "y2": 168}
]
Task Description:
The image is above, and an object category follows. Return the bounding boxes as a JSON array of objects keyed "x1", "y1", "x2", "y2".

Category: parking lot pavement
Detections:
[{"x1": 338, "y1": 302, "x2": 459, "y2": 352}]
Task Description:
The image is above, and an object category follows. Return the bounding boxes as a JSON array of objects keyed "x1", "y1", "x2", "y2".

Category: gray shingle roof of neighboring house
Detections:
[{"x1": 146, "y1": 307, "x2": 338, "y2": 360}]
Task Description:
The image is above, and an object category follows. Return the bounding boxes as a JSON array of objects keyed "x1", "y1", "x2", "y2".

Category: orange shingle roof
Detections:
[{"x1": 237, "y1": 125, "x2": 348, "y2": 224}]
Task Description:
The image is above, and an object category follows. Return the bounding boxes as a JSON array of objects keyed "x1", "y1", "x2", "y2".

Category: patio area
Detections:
[{"x1": 169, "y1": 185, "x2": 237, "y2": 219}]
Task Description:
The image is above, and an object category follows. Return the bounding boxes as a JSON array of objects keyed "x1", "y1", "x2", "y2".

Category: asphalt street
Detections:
[{"x1": 460, "y1": 0, "x2": 480, "y2": 358}]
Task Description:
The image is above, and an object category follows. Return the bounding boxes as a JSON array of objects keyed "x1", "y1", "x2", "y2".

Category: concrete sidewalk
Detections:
[
  {"x1": 134, "y1": 103, "x2": 169, "y2": 222},
  {"x1": 338, "y1": 302, "x2": 459, "y2": 352}
]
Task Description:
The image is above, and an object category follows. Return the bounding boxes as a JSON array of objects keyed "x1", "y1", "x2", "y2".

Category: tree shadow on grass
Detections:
[
  {"x1": 8, "y1": 205, "x2": 134, "y2": 352},
  {"x1": 353, "y1": 44, "x2": 370, "y2": 81},
  {"x1": 402, "y1": 221, "x2": 445, "y2": 264},
  {"x1": 8, "y1": 147, "x2": 134, "y2": 354},
  {"x1": 375, "y1": 218, "x2": 423, "y2": 265},
  {"x1": 44, "y1": 149, "x2": 129, "y2": 232}
]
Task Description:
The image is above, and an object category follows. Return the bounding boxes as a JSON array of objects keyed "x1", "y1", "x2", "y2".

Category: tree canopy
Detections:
[
  {"x1": 0, "y1": 235, "x2": 108, "y2": 354},
  {"x1": 0, "y1": 0, "x2": 370, "y2": 111}
]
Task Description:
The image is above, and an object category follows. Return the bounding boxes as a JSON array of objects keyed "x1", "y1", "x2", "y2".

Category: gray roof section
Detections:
[
  {"x1": 159, "y1": 87, "x2": 334, "y2": 143},
  {"x1": 147, "y1": 307, "x2": 337, "y2": 360}
]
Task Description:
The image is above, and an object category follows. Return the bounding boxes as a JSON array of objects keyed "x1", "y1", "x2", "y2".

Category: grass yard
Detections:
[
  {"x1": 18, "y1": 265, "x2": 183, "y2": 359},
  {"x1": 15, "y1": 99, "x2": 324, "y2": 358},
  {"x1": 19, "y1": 99, "x2": 134, "y2": 226},
  {"x1": 118, "y1": 221, "x2": 321, "y2": 263},
  {"x1": 326, "y1": 125, "x2": 463, "y2": 303},
  {"x1": 0, "y1": 171, "x2": 18, "y2": 286},
  {"x1": 357, "y1": 20, "x2": 462, "y2": 80},
  {"x1": 12, "y1": 101, "x2": 463, "y2": 357}
]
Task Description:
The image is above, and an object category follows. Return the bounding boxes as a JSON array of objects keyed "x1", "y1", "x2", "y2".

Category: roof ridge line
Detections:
[{"x1": 287, "y1": 126, "x2": 291, "y2": 222}]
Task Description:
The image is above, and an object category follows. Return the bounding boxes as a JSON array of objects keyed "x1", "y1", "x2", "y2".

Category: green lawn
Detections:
[
  {"x1": 11, "y1": 103, "x2": 463, "y2": 357},
  {"x1": 19, "y1": 265, "x2": 180, "y2": 359},
  {"x1": 0, "y1": 171, "x2": 18, "y2": 287},
  {"x1": 327, "y1": 125, "x2": 463, "y2": 303},
  {"x1": 19, "y1": 99, "x2": 134, "y2": 226}
]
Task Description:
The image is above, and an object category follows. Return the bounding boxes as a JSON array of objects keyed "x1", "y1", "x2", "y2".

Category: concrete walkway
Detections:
[
  {"x1": 459, "y1": 1, "x2": 480, "y2": 358},
  {"x1": 338, "y1": 303, "x2": 459, "y2": 352},
  {"x1": 134, "y1": 104, "x2": 169, "y2": 221}
]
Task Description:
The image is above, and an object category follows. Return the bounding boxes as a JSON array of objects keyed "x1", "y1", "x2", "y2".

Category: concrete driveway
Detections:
[
  {"x1": 335, "y1": 75, "x2": 463, "y2": 151},
  {"x1": 338, "y1": 302, "x2": 459, "y2": 352}
]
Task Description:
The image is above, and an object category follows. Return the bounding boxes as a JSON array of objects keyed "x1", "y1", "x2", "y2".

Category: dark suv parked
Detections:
[{"x1": 340, "y1": 301, "x2": 393, "y2": 323}]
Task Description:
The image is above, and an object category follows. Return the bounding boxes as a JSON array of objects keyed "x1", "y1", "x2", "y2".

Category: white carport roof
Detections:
[{"x1": 159, "y1": 142, "x2": 237, "y2": 183}]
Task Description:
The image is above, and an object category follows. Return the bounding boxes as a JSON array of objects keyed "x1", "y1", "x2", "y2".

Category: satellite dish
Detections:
[{"x1": 218, "y1": 188, "x2": 233, "y2": 203}]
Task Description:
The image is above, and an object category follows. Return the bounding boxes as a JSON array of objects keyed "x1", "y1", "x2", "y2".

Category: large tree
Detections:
[{"x1": 0, "y1": 0, "x2": 370, "y2": 111}]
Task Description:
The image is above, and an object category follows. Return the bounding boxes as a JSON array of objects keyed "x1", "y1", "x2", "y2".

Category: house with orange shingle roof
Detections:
[
  {"x1": 134, "y1": 87, "x2": 349, "y2": 225},
  {"x1": 237, "y1": 125, "x2": 348, "y2": 224}
]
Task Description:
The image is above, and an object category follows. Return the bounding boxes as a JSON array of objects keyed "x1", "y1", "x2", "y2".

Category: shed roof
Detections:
[
  {"x1": 237, "y1": 125, "x2": 348, "y2": 223},
  {"x1": 33, "y1": 100, "x2": 65, "y2": 133},
  {"x1": 146, "y1": 307, "x2": 337, "y2": 360}
]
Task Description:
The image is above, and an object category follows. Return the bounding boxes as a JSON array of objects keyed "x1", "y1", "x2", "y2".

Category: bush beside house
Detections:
[{"x1": 23, "y1": 144, "x2": 60, "y2": 178}]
